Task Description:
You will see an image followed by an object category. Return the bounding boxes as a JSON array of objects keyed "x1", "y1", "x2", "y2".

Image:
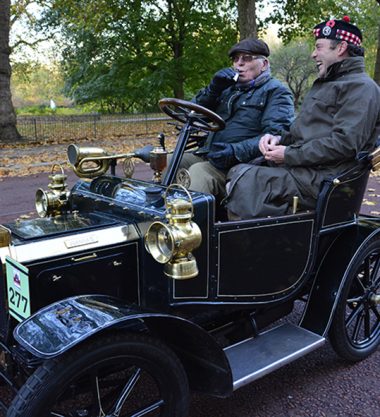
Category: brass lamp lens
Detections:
[
  {"x1": 157, "y1": 227, "x2": 173, "y2": 259},
  {"x1": 145, "y1": 222, "x2": 174, "y2": 263},
  {"x1": 35, "y1": 188, "x2": 49, "y2": 217}
]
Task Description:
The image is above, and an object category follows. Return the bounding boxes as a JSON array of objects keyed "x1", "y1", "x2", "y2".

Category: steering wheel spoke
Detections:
[{"x1": 159, "y1": 98, "x2": 225, "y2": 132}]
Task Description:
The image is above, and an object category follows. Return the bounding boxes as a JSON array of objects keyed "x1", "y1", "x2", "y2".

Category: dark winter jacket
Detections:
[
  {"x1": 281, "y1": 56, "x2": 380, "y2": 200},
  {"x1": 225, "y1": 56, "x2": 380, "y2": 219},
  {"x1": 194, "y1": 74, "x2": 294, "y2": 163}
]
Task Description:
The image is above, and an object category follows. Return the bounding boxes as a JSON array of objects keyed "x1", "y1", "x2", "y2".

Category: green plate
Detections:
[{"x1": 6, "y1": 256, "x2": 31, "y2": 322}]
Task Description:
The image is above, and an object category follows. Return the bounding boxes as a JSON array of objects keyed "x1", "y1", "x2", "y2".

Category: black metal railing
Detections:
[{"x1": 16, "y1": 113, "x2": 171, "y2": 142}]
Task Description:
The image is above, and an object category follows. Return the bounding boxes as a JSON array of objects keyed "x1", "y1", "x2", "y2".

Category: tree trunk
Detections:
[
  {"x1": 0, "y1": 0, "x2": 20, "y2": 142},
  {"x1": 374, "y1": 18, "x2": 380, "y2": 85},
  {"x1": 237, "y1": 0, "x2": 257, "y2": 39},
  {"x1": 172, "y1": 40, "x2": 184, "y2": 99}
]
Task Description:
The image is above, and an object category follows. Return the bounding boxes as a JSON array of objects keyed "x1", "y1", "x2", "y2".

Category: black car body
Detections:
[{"x1": 0, "y1": 99, "x2": 379, "y2": 416}]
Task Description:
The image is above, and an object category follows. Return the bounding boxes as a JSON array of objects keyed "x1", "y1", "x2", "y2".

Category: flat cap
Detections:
[{"x1": 228, "y1": 38, "x2": 270, "y2": 58}]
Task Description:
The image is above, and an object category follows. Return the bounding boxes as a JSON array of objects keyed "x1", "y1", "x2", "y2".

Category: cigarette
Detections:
[{"x1": 233, "y1": 72, "x2": 239, "y2": 82}]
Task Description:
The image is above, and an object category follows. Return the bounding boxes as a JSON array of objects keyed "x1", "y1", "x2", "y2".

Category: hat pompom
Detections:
[{"x1": 342, "y1": 16, "x2": 350, "y2": 22}]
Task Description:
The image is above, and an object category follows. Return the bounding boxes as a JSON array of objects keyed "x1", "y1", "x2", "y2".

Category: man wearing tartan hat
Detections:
[
  {"x1": 225, "y1": 16, "x2": 380, "y2": 220},
  {"x1": 311, "y1": 16, "x2": 364, "y2": 78}
]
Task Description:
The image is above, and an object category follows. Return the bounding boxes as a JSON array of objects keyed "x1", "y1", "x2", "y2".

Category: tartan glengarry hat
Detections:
[
  {"x1": 313, "y1": 16, "x2": 362, "y2": 46},
  {"x1": 228, "y1": 38, "x2": 270, "y2": 58}
]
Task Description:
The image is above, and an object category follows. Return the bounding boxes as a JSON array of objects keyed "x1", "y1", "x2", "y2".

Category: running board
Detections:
[{"x1": 224, "y1": 323, "x2": 325, "y2": 391}]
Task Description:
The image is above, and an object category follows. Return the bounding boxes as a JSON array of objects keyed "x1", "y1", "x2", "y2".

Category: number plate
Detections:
[{"x1": 6, "y1": 256, "x2": 31, "y2": 322}]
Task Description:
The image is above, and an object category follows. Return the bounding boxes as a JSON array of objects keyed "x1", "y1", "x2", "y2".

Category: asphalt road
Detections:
[{"x1": 0, "y1": 169, "x2": 380, "y2": 416}]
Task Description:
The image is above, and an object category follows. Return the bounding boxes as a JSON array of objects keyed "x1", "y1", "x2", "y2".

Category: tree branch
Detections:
[{"x1": 11, "y1": 34, "x2": 53, "y2": 50}]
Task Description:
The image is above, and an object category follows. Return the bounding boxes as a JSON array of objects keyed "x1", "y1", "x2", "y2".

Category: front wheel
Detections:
[
  {"x1": 8, "y1": 332, "x2": 189, "y2": 417},
  {"x1": 329, "y1": 237, "x2": 380, "y2": 361}
]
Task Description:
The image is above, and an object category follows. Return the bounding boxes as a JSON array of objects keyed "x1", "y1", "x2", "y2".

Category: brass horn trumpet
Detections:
[{"x1": 68, "y1": 144, "x2": 135, "y2": 179}]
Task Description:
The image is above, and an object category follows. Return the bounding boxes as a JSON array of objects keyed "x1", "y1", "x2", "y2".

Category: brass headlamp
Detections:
[
  {"x1": 0, "y1": 226, "x2": 11, "y2": 248},
  {"x1": 145, "y1": 184, "x2": 202, "y2": 279},
  {"x1": 35, "y1": 164, "x2": 70, "y2": 218}
]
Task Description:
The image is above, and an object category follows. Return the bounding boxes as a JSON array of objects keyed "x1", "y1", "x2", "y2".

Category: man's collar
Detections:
[
  {"x1": 323, "y1": 56, "x2": 364, "y2": 80},
  {"x1": 236, "y1": 69, "x2": 271, "y2": 90}
]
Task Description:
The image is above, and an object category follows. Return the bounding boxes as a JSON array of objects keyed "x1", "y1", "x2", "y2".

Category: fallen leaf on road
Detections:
[{"x1": 362, "y1": 200, "x2": 376, "y2": 206}]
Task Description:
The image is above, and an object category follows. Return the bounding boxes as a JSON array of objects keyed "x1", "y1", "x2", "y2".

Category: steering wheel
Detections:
[{"x1": 159, "y1": 98, "x2": 225, "y2": 132}]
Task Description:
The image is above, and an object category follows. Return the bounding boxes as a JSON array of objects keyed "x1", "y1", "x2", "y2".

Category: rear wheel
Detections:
[
  {"x1": 329, "y1": 237, "x2": 380, "y2": 361},
  {"x1": 7, "y1": 332, "x2": 189, "y2": 417}
]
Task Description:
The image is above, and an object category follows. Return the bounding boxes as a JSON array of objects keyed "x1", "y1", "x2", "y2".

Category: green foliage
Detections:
[
  {"x1": 268, "y1": 0, "x2": 378, "y2": 43},
  {"x1": 38, "y1": 0, "x2": 237, "y2": 112},
  {"x1": 268, "y1": 0, "x2": 380, "y2": 77},
  {"x1": 270, "y1": 40, "x2": 316, "y2": 108},
  {"x1": 11, "y1": 61, "x2": 70, "y2": 108},
  {"x1": 268, "y1": 0, "x2": 338, "y2": 42}
]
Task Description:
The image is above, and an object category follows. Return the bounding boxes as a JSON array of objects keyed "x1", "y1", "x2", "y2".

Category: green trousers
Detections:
[{"x1": 168, "y1": 152, "x2": 227, "y2": 197}]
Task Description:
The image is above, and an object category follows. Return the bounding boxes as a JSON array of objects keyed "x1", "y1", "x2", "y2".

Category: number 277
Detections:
[{"x1": 8, "y1": 287, "x2": 28, "y2": 313}]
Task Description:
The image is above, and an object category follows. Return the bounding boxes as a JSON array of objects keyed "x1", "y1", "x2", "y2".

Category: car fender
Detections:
[
  {"x1": 300, "y1": 220, "x2": 380, "y2": 336},
  {"x1": 14, "y1": 294, "x2": 233, "y2": 397}
]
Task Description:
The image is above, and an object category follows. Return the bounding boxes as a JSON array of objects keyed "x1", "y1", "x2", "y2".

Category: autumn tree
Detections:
[
  {"x1": 270, "y1": 41, "x2": 316, "y2": 108},
  {"x1": 237, "y1": 0, "x2": 257, "y2": 38},
  {"x1": 0, "y1": 0, "x2": 53, "y2": 142},
  {"x1": 38, "y1": 0, "x2": 237, "y2": 112},
  {"x1": 268, "y1": 0, "x2": 380, "y2": 79},
  {"x1": 11, "y1": 62, "x2": 67, "y2": 107},
  {"x1": 0, "y1": 0, "x2": 20, "y2": 142},
  {"x1": 10, "y1": 0, "x2": 263, "y2": 114}
]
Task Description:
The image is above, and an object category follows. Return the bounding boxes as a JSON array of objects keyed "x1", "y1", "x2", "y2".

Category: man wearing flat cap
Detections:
[
  {"x1": 177, "y1": 38, "x2": 294, "y2": 200},
  {"x1": 225, "y1": 17, "x2": 380, "y2": 220}
]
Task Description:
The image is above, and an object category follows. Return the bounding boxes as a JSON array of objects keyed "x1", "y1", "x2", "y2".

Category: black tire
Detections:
[
  {"x1": 7, "y1": 332, "x2": 189, "y2": 417},
  {"x1": 329, "y1": 237, "x2": 380, "y2": 362}
]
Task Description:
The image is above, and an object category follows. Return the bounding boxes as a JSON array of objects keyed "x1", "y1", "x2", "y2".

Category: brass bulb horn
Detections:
[{"x1": 68, "y1": 144, "x2": 135, "y2": 179}]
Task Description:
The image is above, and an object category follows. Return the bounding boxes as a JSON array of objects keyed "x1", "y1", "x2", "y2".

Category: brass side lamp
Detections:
[{"x1": 145, "y1": 184, "x2": 202, "y2": 279}]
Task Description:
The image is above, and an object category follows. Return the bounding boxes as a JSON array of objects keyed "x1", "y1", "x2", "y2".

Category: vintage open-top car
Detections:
[{"x1": 0, "y1": 98, "x2": 379, "y2": 416}]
